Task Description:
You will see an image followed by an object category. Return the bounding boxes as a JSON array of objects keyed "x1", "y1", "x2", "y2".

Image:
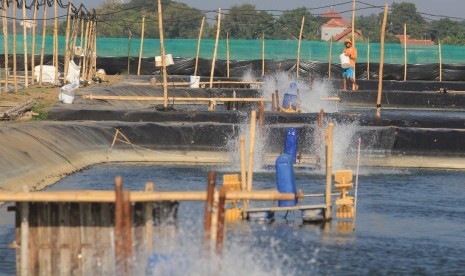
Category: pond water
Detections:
[{"x1": 1, "y1": 163, "x2": 465, "y2": 275}]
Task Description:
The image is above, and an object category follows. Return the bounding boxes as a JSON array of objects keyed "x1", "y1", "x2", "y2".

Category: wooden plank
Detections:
[
  {"x1": 80, "y1": 203, "x2": 95, "y2": 273},
  {"x1": 69, "y1": 203, "x2": 82, "y2": 275},
  {"x1": 83, "y1": 95, "x2": 270, "y2": 102},
  {"x1": 247, "y1": 204, "x2": 327, "y2": 212},
  {"x1": 0, "y1": 190, "x2": 294, "y2": 202},
  {"x1": 20, "y1": 202, "x2": 29, "y2": 276},
  {"x1": 58, "y1": 203, "x2": 72, "y2": 276},
  {"x1": 28, "y1": 203, "x2": 38, "y2": 275},
  {"x1": 38, "y1": 203, "x2": 52, "y2": 276},
  {"x1": 99, "y1": 203, "x2": 115, "y2": 276},
  {"x1": 49, "y1": 203, "x2": 59, "y2": 275}
]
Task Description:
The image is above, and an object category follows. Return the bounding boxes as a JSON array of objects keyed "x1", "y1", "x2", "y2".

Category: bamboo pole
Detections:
[
  {"x1": 39, "y1": 1, "x2": 47, "y2": 85},
  {"x1": 240, "y1": 135, "x2": 247, "y2": 192},
  {"x1": 216, "y1": 187, "x2": 226, "y2": 256},
  {"x1": 78, "y1": 14, "x2": 84, "y2": 67},
  {"x1": 31, "y1": 0, "x2": 38, "y2": 86},
  {"x1": 12, "y1": 0, "x2": 17, "y2": 92},
  {"x1": 351, "y1": 0, "x2": 356, "y2": 89},
  {"x1": 226, "y1": 32, "x2": 229, "y2": 78},
  {"x1": 87, "y1": 20, "x2": 96, "y2": 81},
  {"x1": 137, "y1": 16, "x2": 145, "y2": 76},
  {"x1": 53, "y1": 0, "x2": 58, "y2": 84},
  {"x1": 157, "y1": 0, "x2": 168, "y2": 108},
  {"x1": 21, "y1": 0, "x2": 28, "y2": 88},
  {"x1": 126, "y1": 30, "x2": 131, "y2": 75},
  {"x1": 328, "y1": 37, "x2": 332, "y2": 79},
  {"x1": 351, "y1": 0, "x2": 356, "y2": 45},
  {"x1": 81, "y1": 19, "x2": 90, "y2": 81},
  {"x1": 325, "y1": 122, "x2": 334, "y2": 220},
  {"x1": 0, "y1": 190, "x2": 294, "y2": 202},
  {"x1": 209, "y1": 8, "x2": 221, "y2": 88},
  {"x1": 2, "y1": 0, "x2": 9, "y2": 92},
  {"x1": 70, "y1": 10, "x2": 80, "y2": 61},
  {"x1": 439, "y1": 39, "x2": 442, "y2": 82},
  {"x1": 64, "y1": 2, "x2": 72, "y2": 83},
  {"x1": 92, "y1": 19, "x2": 97, "y2": 78},
  {"x1": 404, "y1": 23, "x2": 407, "y2": 82},
  {"x1": 204, "y1": 171, "x2": 216, "y2": 252},
  {"x1": 376, "y1": 4, "x2": 389, "y2": 118},
  {"x1": 261, "y1": 33, "x2": 265, "y2": 76},
  {"x1": 296, "y1": 16, "x2": 304, "y2": 78},
  {"x1": 193, "y1": 16, "x2": 205, "y2": 76},
  {"x1": 259, "y1": 101, "x2": 264, "y2": 133},
  {"x1": 367, "y1": 38, "x2": 370, "y2": 80},
  {"x1": 246, "y1": 111, "x2": 257, "y2": 192},
  {"x1": 271, "y1": 93, "x2": 275, "y2": 111},
  {"x1": 83, "y1": 95, "x2": 270, "y2": 102}
]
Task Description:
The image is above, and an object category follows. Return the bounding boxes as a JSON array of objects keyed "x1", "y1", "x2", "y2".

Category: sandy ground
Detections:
[{"x1": 0, "y1": 75, "x2": 125, "y2": 121}]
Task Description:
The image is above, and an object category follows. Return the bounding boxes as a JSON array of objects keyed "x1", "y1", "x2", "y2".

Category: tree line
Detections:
[{"x1": 89, "y1": 0, "x2": 465, "y2": 45}]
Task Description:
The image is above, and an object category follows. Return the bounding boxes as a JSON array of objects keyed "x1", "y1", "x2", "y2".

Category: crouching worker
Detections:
[{"x1": 342, "y1": 38, "x2": 359, "y2": 91}]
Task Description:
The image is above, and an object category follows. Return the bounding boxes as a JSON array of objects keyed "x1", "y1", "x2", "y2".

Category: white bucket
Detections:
[
  {"x1": 189, "y1": 76, "x2": 200, "y2": 88},
  {"x1": 340, "y1": 54, "x2": 351, "y2": 69},
  {"x1": 155, "y1": 54, "x2": 174, "y2": 67}
]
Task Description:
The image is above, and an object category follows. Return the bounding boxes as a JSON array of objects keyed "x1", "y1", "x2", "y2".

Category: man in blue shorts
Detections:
[{"x1": 342, "y1": 38, "x2": 359, "y2": 91}]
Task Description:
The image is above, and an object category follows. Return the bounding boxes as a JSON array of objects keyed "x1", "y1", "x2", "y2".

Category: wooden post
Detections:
[
  {"x1": 259, "y1": 101, "x2": 264, "y2": 133},
  {"x1": 404, "y1": 23, "x2": 407, "y2": 82},
  {"x1": 144, "y1": 183, "x2": 154, "y2": 253},
  {"x1": 328, "y1": 37, "x2": 332, "y2": 79},
  {"x1": 246, "y1": 111, "x2": 257, "y2": 192},
  {"x1": 193, "y1": 17, "x2": 205, "y2": 76},
  {"x1": 20, "y1": 202, "x2": 29, "y2": 275},
  {"x1": 367, "y1": 38, "x2": 370, "y2": 80},
  {"x1": 239, "y1": 135, "x2": 247, "y2": 216},
  {"x1": 64, "y1": 2, "x2": 72, "y2": 83},
  {"x1": 53, "y1": 0, "x2": 58, "y2": 84},
  {"x1": 215, "y1": 187, "x2": 227, "y2": 256},
  {"x1": 210, "y1": 8, "x2": 221, "y2": 88},
  {"x1": 203, "y1": 171, "x2": 216, "y2": 252},
  {"x1": 226, "y1": 32, "x2": 229, "y2": 78},
  {"x1": 2, "y1": 0, "x2": 9, "y2": 92},
  {"x1": 39, "y1": 1, "x2": 47, "y2": 86},
  {"x1": 157, "y1": 0, "x2": 168, "y2": 108},
  {"x1": 21, "y1": 0, "x2": 28, "y2": 88},
  {"x1": 325, "y1": 122, "x2": 334, "y2": 220},
  {"x1": 31, "y1": 0, "x2": 38, "y2": 86},
  {"x1": 296, "y1": 17, "x2": 304, "y2": 78},
  {"x1": 137, "y1": 16, "x2": 145, "y2": 76},
  {"x1": 12, "y1": 0, "x2": 17, "y2": 92},
  {"x1": 376, "y1": 4, "x2": 389, "y2": 118},
  {"x1": 122, "y1": 191, "x2": 132, "y2": 273},
  {"x1": 261, "y1": 33, "x2": 265, "y2": 76},
  {"x1": 438, "y1": 39, "x2": 442, "y2": 82},
  {"x1": 87, "y1": 19, "x2": 96, "y2": 81},
  {"x1": 126, "y1": 30, "x2": 131, "y2": 75},
  {"x1": 271, "y1": 93, "x2": 276, "y2": 111},
  {"x1": 275, "y1": 90, "x2": 280, "y2": 110},
  {"x1": 114, "y1": 176, "x2": 124, "y2": 271}
]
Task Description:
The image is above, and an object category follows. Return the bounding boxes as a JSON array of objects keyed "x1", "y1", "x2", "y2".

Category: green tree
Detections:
[
  {"x1": 274, "y1": 8, "x2": 323, "y2": 40},
  {"x1": 221, "y1": 5, "x2": 275, "y2": 39},
  {"x1": 389, "y1": 2, "x2": 428, "y2": 39}
]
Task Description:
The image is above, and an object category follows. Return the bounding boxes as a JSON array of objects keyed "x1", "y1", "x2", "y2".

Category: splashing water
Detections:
[{"x1": 260, "y1": 72, "x2": 340, "y2": 113}]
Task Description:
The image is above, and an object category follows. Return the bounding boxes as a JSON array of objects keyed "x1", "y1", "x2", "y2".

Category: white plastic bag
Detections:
[
  {"x1": 59, "y1": 81, "x2": 80, "y2": 104},
  {"x1": 66, "y1": 60, "x2": 81, "y2": 83}
]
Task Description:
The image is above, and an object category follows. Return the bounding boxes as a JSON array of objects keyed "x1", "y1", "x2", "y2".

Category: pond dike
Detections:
[{"x1": 3, "y1": 80, "x2": 465, "y2": 191}]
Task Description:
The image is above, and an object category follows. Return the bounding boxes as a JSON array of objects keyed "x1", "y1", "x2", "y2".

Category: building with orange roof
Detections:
[{"x1": 320, "y1": 8, "x2": 363, "y2": 42}]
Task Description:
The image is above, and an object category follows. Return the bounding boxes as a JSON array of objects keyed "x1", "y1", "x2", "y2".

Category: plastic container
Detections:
[
  {"x1": 340, "y1": 53, "x2": 351, "y2": 68},
  {"x1": 284, "y1": 127, "x2": 298, "y2": 164},
  {"x1": 282, "y1": 93, "x2": 298, "y2": 110},
  {"x1": 275, "y1": 154, "x2": 297, "y2": 207},
  {"x1": 155, "y1": 54, "x2": 174, "y2": 67},
  {"x1": 189, "y1": 75, "x2": 200, "y2": 88}
]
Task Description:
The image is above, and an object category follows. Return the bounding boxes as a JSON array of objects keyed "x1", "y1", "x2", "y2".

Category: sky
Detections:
[{"x1": 78, "y1": 0, "x2": 464, "y2": 20}]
